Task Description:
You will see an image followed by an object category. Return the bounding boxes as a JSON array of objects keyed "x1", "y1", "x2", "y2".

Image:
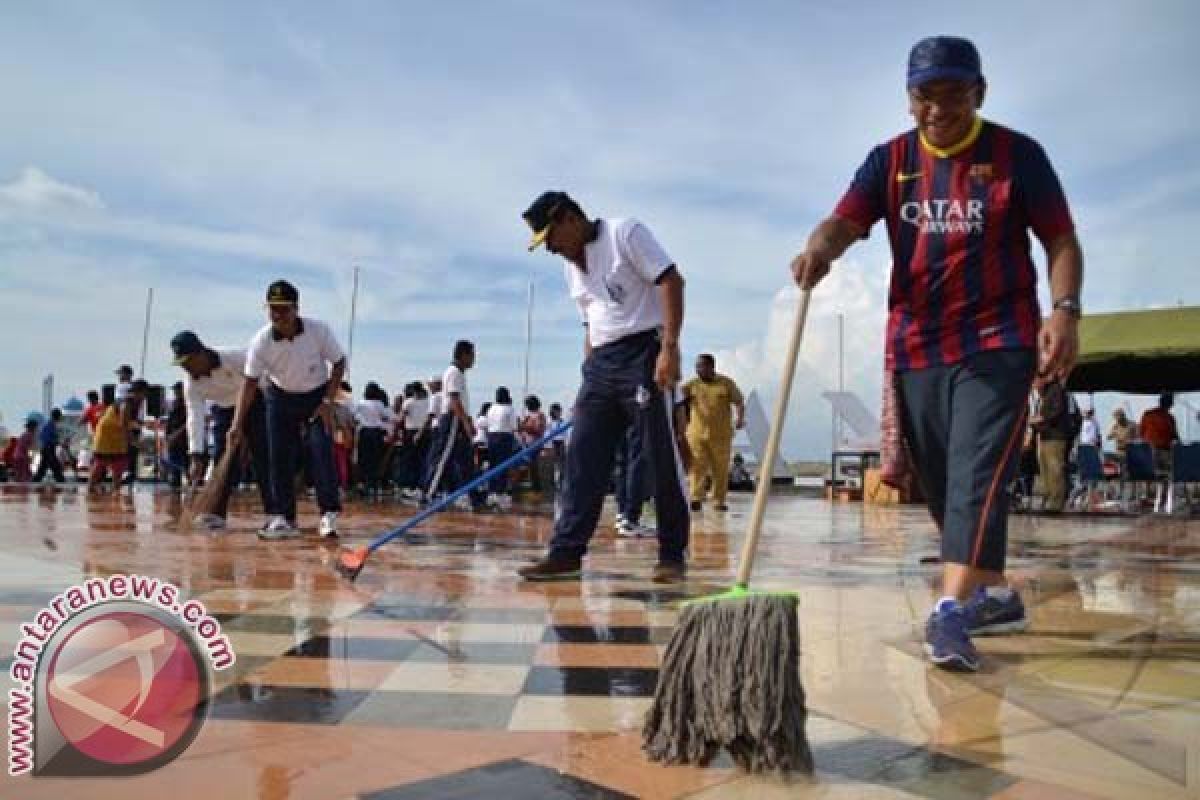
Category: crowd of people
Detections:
[
  {"x1": 1, "y1": 274, "x2": 752, "y2": 551},
  {"x1": 1019, "y1": 385, "x2": 1191, "y2": 512}
]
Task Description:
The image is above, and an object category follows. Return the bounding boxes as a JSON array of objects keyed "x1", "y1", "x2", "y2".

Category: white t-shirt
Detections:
[
  {"x1": 1080, "y1": 417, "x2": 1101, "y2": 448},
  {"x1": 245, "y1": 317, "x2": 345, "y2": 394},
  {"x1": 565, "y1": 217, "x2": 674, "y2": 348},
  {"x1": 442, "y1": 366, "x2": 469, "y2": 418},
  {"x1": 473, "y1": 414, "x2": 488, "y2": 445},
  {"x1": 355, "y1": 399, "x2": 393, "y2": 430},
  {"x1": 184, "y1": 347, "x2": 254, "y2": 454},
  {"x1": 428, "y1": 391, "x2": 445, "y2": 427},
  {"x1": 486, "y1": 404, "x2": 518, "y2": 434},
  {"x1": 402, "y1": 396, "x2": 431, "y2": 431}
]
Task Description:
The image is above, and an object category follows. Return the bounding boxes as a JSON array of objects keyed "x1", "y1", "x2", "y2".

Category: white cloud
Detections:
[{"x1": 0, "y1": 166, "x2": 103, "y2": 213}]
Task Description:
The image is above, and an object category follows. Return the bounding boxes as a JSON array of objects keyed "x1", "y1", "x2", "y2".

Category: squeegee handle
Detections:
[{"x1": 366, "y1": 421, "x2": 572, "y2": 554}]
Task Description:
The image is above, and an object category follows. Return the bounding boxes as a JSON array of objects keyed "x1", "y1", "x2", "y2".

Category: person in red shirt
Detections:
[
  {"x1": 791, "y1": 36, "x2": 1084, "y2": 672},
  {"x1": 80, "y1": 390, "x2": 106, "y2": 434},
  {"x1": 1139, "y1": 393, "x2": 1179, "y2": 470}
]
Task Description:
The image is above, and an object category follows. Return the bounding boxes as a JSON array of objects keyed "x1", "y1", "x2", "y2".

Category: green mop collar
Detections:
[{"x1": 681, "y1": 584, "x2": 797, "y2": 608}]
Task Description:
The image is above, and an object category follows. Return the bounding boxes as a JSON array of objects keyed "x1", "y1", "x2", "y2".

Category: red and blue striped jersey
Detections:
[{"x1": 833, "y1": 120, "x2": 1074, "y2": 372}]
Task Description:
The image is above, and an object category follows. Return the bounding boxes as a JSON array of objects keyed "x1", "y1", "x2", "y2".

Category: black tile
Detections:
[
  {"x1": 207, "y1": 683, "x2": 369, "y2": 724},
  {"x1": 361, "y1": 758, "x2": 633, "y2": 799},
  {"x1": 543, "y1": 626, "x2": 673, "y2": 645},
  {"x1": 284, "y1": 635, "x2": 421, "y2": 661},
  {"x1": 815, "y1": 735, "x2": 1017, "y2": 799},
  {"x1": 522, "y1": 666, "x2": 660, "y2": 698}
]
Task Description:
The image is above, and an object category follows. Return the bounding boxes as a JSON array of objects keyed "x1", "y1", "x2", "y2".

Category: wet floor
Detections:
[{"x1": 0, "y1": 484, "x2": 1197, "y2": 798}]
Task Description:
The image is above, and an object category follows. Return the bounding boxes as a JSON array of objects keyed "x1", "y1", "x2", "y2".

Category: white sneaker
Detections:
[
  {"x1": 319, "y1": 512, "x2": 339, "y2": 538},
  {"x1": 258, "y1": 515, "x2": 298, "y2": 540},
  {"x1": 616, "y1": 519, "x2": 638, "y2": 538},
  {"x1": 629, "y1": 521, "x2": 657, "y2": 538},
  {"x1": 193, "y1": 513, "x2": 227, "y2": 531}
]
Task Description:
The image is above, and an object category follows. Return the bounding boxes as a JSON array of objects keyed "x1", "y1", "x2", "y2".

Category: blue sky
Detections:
[{"x1": 2, "y1": 2, "x2": 1199, "y2": 456}]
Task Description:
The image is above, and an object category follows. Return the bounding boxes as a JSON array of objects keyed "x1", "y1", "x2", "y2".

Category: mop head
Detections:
[
  {"x1": 642, "y1": 588, "x2": 813, "y2": 775},
  {"x1": 335, "y1": 546, "x2": 369, "y2": 581}
]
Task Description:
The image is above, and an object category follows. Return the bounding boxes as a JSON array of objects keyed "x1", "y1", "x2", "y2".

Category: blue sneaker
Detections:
[
  {"x1": 924, "y1": 601, "x2": 981, "y2": 672},
  {"x1": 964, "y1": 587, "x2": 1029, "y2": 635}
]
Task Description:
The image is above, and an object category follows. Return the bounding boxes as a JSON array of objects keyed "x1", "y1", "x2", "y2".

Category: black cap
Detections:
[
  {"x1": 522, "y1": 191, "x2": 573, "y2": 251},
  {"x1": 116, "y1": 364, "x2": 134, "y2": 377},
  {"x1": 170, "y1": 330, "x2": 205, "y2": 365},
  {"x1": 907, "y1": 36, "x2": 983, "y2": 89},
  {"x1": 266, "y1": 279, "x2": 299, "y2": 306}
]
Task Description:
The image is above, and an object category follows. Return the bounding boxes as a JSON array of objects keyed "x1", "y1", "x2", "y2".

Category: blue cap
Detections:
[{"x1": 907, "y1": 36, "x2": 983, "y2": 89}]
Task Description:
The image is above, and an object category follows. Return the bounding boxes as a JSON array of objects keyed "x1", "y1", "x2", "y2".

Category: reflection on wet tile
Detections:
[
  {"x1": 379, "y1": 663, "x2": 531, "y2": 694},
  {"x1": 406, "y1": 641, "x2": 538, "y2": 665},
  {"x1": 353, "y1": 604, "x2": 548, "y2": 624},
  {"x1": 522, "y1": 666, "x2": 659, "y2": 697},
  {"x1": 542, "y1": 625, "x2": 672, "y2": 645},
  {"x1": 361, "y1": 758, "x2": 634, "y2": 799},
  {"x1": 207, "y1": 683, "x2": 369, "y2": 724},
  {"x1": 534, "y1": 644, "x2": 661, "y2": 668},
  {"x1": 285, "y1": 635, "x2": 421, "y2": 661},
  {"x1": 508, "y1": 696, "x2": 652, "y2": 732},
  {"x1": 345, "y1": 691, "x2": 519, "y2": 730}
]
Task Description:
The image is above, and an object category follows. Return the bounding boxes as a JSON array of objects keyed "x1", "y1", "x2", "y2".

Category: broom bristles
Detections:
[
  {"x1": 184, "y1": 445, "x2": 241, "y2": 528},
  {"x1": 643, "y1": 594, "x2": 813, "y2": 775}
]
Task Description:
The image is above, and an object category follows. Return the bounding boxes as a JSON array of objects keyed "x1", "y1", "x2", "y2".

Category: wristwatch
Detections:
[{"x1": 1052, "y1": 296, "x2": 1082, "y2": 319}]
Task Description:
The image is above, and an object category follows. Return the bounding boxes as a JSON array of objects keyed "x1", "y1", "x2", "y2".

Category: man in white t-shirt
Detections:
[
  {"x1": 518, "y1": 191, "x2": 689, "y2": 583},
  {"x1": 395, "y1": 382, "x2": 431, "y2": 496},
  {"x1": 171, "y1": 330, "x2": 272, "y2": 528},
  {"x1": 425, "y1": 340, "x2": 485, "y2": 509},
  {"x1": 227, "y1": 280, "x2": 346, "y2": 539}
]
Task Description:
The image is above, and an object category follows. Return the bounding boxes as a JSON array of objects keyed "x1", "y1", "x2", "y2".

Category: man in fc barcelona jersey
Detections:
[{"x1": 791, "y1": 36, "x2": 1084, "y2": 671}]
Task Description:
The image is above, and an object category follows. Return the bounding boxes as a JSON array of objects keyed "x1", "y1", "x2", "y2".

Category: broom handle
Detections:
[{"x1": 735, "y1": 289, "x2": 812, "y2": 588}]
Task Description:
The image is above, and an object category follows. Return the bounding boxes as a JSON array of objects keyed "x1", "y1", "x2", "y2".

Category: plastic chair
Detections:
[
  {"x1": 1166, "y1": 443, "x2": 1200, "y2": 514},
  {"x1": 1123, "y1": 442, "x2": 1161, "y2": 512},
  {"x1": 1069, "y1": 444, "x2": 1109, "y2": 511}
]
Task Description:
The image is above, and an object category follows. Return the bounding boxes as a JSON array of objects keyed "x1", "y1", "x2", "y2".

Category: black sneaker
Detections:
[{"x1": 518, "y1": 556, "x2": 583, "y2": 581}]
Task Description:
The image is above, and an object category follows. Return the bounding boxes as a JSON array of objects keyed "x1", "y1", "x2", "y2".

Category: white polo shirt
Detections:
[
  {"x1": 402, "y1": 395, "x2": 431, "y2": 431},
  {"x1": 485, "y1": 403, "x2": 518, "y2": 434},
  {"x1": 355, "y1": 399, "x2": 393, "y2": 431},
  {"x1": 245, "y1": 317, "x2": 345, "y2": 394},
  {"x1": 183, "y1": 347, "x2": 252, "y2": 454},
  {"x1": 565, "y1": 217, "x2": 674, "y2": 349},
  {"x1": 442, "y1": 365, "x2": 469, "y2": 417}
]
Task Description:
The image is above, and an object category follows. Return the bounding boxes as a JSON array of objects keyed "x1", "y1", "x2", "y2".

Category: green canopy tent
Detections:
[{"x1": 1067, "y1": 306, "x2": 1200, "y2": 394}]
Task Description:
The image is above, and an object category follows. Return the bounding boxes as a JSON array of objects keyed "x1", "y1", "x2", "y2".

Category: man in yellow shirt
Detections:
[{"x1": 683, "y1": 354, "x2": 744, "y2": 512}]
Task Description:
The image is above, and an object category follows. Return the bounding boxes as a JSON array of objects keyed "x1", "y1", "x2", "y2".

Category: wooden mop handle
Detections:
[{"x1": 735, "y1": 288, "x2": 812, "y2": 588}]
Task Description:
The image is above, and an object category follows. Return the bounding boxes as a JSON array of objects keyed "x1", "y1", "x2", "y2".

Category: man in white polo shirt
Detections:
[
  {"x1": 518, "y1": 191, "x2": 690, "y2": 583},
  {"x1": 171, "y1": 330, "x2": 272, "y2": 529},
  {"x1": 227, "y1": 280, "x2": 346, "y2": 539},
  {"x1": 424, "y1": 340, "x2": 485, "y2": 510}
]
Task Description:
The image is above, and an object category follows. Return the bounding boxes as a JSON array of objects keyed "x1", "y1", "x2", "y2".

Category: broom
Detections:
[
  {"x1": 182, "y1": 443, "x2": 242, "y2": 529},
  {"x1": 643, "y1": 288, "x2": 814, "y2": 775},
  {"x1": 335, "y1": 421, "x2": 571, "y2": 581}
]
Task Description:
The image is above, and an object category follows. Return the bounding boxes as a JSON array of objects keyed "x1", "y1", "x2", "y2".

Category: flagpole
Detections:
[
  {"x1": 347, "y1": 266, "x2": 360, "y2": 369},
  {"x1": 139, "y1": 288, "x2": 154, "y2": 378}
]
